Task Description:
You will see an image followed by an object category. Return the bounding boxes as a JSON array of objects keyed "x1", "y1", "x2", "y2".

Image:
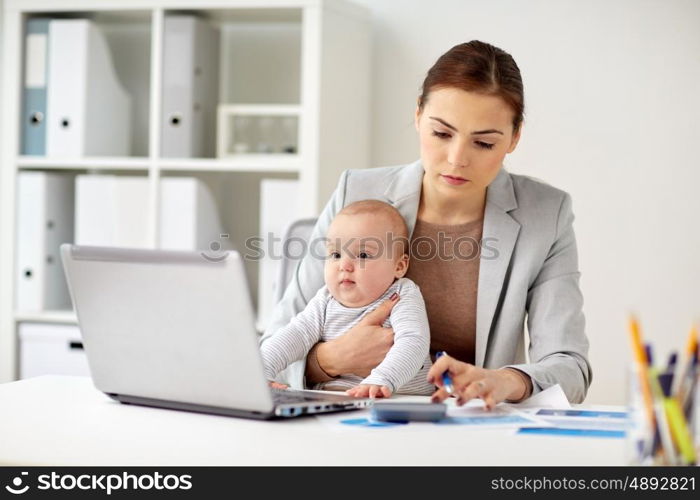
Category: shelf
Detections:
[
  {"x1": 17, "y1": 156, "x2": 151, "y2": 171},
  {"x1": 17, "y1": 155, "x2": 302, "y2": 173},
  {"x1": 15, "y1": 3, "x2": 154, "y2": 19},
  {"x1": 15, "y1": 310, "x2": 78, "y2": 325},
  {"x1": 190, "y1": 7, "x2": 303, "y2": 24},
  {"x1": 158, "y1": 156, "x2": 300, "y2": 173}
]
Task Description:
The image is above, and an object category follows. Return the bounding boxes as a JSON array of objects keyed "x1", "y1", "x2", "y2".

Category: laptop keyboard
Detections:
[{"x1": 271, "y1": 389, "x2": 345, "y2": 404}]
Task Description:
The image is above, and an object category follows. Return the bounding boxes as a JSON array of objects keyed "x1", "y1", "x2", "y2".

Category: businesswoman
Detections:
[{"x1": 262, "y1": 40, "x2": 592, "y2": 405}]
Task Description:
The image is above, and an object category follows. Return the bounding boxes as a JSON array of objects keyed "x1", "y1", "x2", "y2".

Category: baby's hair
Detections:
[{"x1": 337, "y1": 200, "x2": 409, "y2": 256}]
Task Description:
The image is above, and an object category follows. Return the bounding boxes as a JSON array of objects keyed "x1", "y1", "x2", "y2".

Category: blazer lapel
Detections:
[
  {"x1": 475, "y1": 169, "x2": 520, "y2": 367},
  {"x1": 382, "y1": 160, "x2": 424, "y2": 238}
]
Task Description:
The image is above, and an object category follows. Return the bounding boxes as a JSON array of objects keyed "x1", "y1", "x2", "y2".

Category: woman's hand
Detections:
[
  {"x1": 427, "y1": 354, "x2": 528, "y2": 410},
  {"x1": 316, "y1": 293, "x2": 400, "y2": 378}
]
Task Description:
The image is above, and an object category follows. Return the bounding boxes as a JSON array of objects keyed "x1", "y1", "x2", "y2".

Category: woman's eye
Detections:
[
  {"x1": 432, "y1": 130, "x2": 451, "y2": 140},
  {"x1": 475, "y1": 141, "x2": 494, "y2": 150}
]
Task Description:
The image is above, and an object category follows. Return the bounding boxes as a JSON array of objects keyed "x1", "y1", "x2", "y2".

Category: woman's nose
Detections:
[{"x1": 447, "y1": 140, "x2": 470, "y2": 168}]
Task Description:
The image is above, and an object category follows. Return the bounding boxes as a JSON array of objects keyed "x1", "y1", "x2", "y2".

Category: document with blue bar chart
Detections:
[{"x1": 517, "y1": 409, "x2": 629, "y2": 438}]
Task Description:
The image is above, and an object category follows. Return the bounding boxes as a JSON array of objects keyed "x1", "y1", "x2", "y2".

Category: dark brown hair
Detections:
[{"x1": 418, "y1": 40, "x2": 524, "y2": 131}]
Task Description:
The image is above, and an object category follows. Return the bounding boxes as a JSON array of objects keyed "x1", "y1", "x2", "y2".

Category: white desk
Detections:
[{"x1": 0, "y1": 376, "x2": 626, "y2": 466}]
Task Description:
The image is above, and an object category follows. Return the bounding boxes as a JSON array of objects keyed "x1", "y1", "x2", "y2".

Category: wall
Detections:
[
  {"x1": 0, "y1": 0, "x2": 3, "y2": 183},
  {"x1": 353, "y1": 0, "x2": 700, "y2": 404},
  {"x1": 0, "y1": 0, "x2": 4, "y2": 288}
]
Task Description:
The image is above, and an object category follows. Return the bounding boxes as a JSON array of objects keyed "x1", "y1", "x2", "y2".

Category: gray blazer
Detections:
[{"x1": 261, "y1": 160, "x2": 592, "y2": 403}]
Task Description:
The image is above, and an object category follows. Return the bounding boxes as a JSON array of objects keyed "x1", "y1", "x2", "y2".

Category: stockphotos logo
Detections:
[
  {"x1": 5, "y1": 472, "x2": 29, "y2": 495},
  {"x1": 3, "y1": 471, "x2": 193, "y2": 496}
]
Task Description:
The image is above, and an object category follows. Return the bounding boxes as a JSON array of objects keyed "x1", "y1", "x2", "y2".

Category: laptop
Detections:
[{"x1": 60, "y1": 244, "x2": 372, "y2": 419}]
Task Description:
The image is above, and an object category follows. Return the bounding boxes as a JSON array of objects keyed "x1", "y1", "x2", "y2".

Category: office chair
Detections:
[{"x1": 273, "y1": 217, "x2": 317, "y2": 304}]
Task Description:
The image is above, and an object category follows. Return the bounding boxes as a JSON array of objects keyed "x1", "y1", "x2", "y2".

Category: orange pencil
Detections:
[{"x1": 628, "y1": 316, "x2": 656, "y2": 437}]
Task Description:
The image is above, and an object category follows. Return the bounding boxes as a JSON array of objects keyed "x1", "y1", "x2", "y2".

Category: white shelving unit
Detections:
[{"x1": 0, "y1": 0, "x2": 371, "y2": 383}]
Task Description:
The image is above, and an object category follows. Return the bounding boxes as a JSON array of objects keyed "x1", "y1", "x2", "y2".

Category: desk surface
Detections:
[{"x1": 0, "y1": 376, "x2": 627, "y2": 466}]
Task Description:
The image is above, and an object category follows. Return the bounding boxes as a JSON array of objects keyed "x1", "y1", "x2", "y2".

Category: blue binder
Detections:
[{"x1": 21, "y1": 18, "x2": 50, "y2": 156}]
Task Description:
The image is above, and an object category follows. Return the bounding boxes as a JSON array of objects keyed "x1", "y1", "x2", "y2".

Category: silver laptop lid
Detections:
[{"x1": 60, "y1": 244, "x2": 274, "y2": 414}]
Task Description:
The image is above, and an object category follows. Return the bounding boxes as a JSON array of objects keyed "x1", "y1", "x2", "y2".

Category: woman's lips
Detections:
[{"x1": 441, "y1": 174, "x2": 469, "y2": 186}]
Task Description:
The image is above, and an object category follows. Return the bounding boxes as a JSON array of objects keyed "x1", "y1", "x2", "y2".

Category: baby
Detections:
[{"x1": 260, "y1": 199, "x2": 434, "y2": 397}]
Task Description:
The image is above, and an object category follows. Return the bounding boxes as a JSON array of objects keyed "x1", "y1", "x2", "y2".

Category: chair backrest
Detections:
[{"x1": 274, "y1": 217, "x2": 317, "y2": 304}]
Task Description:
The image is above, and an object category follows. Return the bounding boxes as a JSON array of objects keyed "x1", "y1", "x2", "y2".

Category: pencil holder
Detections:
[
  {"x1": 626, "y1": 363, "x2": 654, "y2": 465},
  {"x1": 693, "y1": 373, "x2": 700, "y2": 456}
]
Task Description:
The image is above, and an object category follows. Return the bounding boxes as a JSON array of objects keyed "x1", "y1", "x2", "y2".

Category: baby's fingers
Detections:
[
  {"x1": 348, "y1": 386, "x2": 369, "y2": 398},
  {"x1": 378, "y1": 386, "x2": 392, "y2": 398}
]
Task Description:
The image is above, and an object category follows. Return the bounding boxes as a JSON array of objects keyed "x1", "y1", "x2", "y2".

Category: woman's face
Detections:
[{"x1": 415, "y1": 87, "x2": 521, "y2": 202}]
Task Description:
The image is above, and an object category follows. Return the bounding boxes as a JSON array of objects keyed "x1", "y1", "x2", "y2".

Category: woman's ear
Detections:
[
  {"x1": 414, "y1": 100, "x2": 422, "y2": 132},
  {"x1": 507, "y1": 125, "x2": 522, "y2": 153},
  {"x1": 394, "y1": 253, "x2": 409, "y2": 278}
]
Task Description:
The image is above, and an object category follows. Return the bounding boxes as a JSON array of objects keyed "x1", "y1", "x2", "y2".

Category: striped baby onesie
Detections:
[{"x1": 261, "y1": 277, "x2": 435, "y2": 395}]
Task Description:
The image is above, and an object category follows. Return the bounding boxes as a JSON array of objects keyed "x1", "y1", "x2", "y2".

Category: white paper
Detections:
[
  {"x1": 442, "y1": 399, "x2": 549, "y2": 428},
  {"x1": 25, "y1": 33, "x2": 47, "y2": 87},
  {"x1": 504, "y1": 384, "x2": 571, "y2": 410},
  {"x1": 531, "y1": 409, "x2": 629, "y2": 432}
]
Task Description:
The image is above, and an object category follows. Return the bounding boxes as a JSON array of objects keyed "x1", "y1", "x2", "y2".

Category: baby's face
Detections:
[{"x1": 324, "y1": 213, "x2": 408, "y2": 308}]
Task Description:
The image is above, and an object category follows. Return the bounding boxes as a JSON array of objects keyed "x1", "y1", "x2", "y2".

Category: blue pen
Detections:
[
  {"x1": 435, "y1": 351, "x2": 454, "y2": 394},
  {"x1": 665, "y1": 352, "x2": 678, "y2": 387}
]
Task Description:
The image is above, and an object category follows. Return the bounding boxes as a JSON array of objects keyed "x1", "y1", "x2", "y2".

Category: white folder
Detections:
[
  {"x1": 75, "y1": 175, "x2": 222, "y2": 250},
  {"x1": 74, "y1": 175, "x2": 150, "y2": 248},
  {"x1": 46, "y1": 19, "x2": 132, "y2": 156},
  {"x1": 158, "y1": 177, "x2": 223, "y2": 251},
  {"x1": 15, "y1": 172, "x2": 75, "y2": 311},
  {"x1": 257, "y1": 179, "x2": 302, "y2": 330},
  {"x1": 161, "y1": 16, "x2": 220, "y2": 158}
]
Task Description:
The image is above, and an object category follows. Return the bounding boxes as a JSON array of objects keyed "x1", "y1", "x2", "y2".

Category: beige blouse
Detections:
[{"x1": 405, "y1": 217, "x2": 483, "y2": 364}]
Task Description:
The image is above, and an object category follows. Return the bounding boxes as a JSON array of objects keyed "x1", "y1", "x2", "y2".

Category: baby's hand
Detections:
[
  {"x1": 268, "y1": 381, "x2": 289, "y2": 390},
  {"x1": 346, "y1": 384, "x2": 392, "y2": 399}
]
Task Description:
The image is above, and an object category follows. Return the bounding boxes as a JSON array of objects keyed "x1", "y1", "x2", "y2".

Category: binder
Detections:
[
  {"x1": 21, "y1": 18, "x2": 50, "y2": 155},
  {"x1": 161, "y1": 16, "x2": 220, "y2": 158},
  {"x1": 15, "y1": 172, "x2": 75, "y2": 311},
  {"x1": 158, "y1": 177, "x2": 223, "y2": 251},
  {"x1": 75, "y1": 175, "x2": 222, "y2": 250},
  {"x1": 74, "y1": 175, "x2": 150, "y2": 248},
  {"x1": 257, "y1": 179, "x2": 302, "y2": 330},
  {"x1": 46, "y1": 19, "x2": 132, "y2": 157}
]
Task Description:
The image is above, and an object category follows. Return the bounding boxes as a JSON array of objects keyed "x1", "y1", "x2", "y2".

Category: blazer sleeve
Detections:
[
  {"x1": 259, "y1": 170, "x2": 349, "y2": 389},
  {"x1": 506, "y1": 193, "x2": 593, "y2": 403}
]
